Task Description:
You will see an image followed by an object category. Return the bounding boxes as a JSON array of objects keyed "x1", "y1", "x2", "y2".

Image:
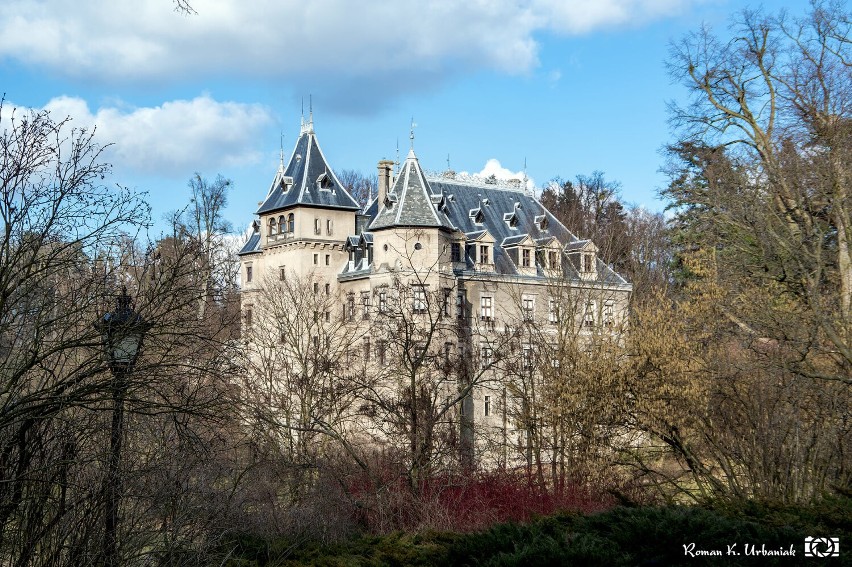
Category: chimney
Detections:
[{"x1": 377, "y1": 159, "x2": 394, "y2": 207}]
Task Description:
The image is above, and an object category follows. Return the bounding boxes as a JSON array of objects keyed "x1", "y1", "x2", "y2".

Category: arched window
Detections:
[
  {"x1": 278, "y1": 215, "x2": 286, "y2": 231},
  {"x1": 288, "y1": 213, "x2": 295, "y2": 233},
  {"x1": 268, "y1": 217, "x2": 277, "y2": 236}
]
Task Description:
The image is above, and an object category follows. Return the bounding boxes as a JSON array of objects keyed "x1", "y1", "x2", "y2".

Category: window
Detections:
[
  {"x1": 324, "y1": 311, "x2": 330, "y2": 322},
  {"x1": 325, "y1": 283, "x2": 330, "y2": 295},
  {"x1": 522, "y1": 345, "x2": 534, "y2": 369},
  {"x1": 377, "y1": 340, "x2": 386, "y2": 365},
  {"x1": 584, "y1": 301, "x2": 596, "y2": 327},
  {"x1": 479, "y1": 245, "x2": 490, "y2": 264},
  {"x1": 481, "y1": 346, "x2": 493, "y2": 369},
  {"x1": 603, "y1": 301, "x2": 614, "y2": 327},
  {"x1": 313, "y1": 253, "x2": 319, "y2": 265},
  {"x1": 325, "y1": 254, "x2": 330, "y2": 266},
  {"x1": 279, "y1": 266, "x2": 286, "y2": 281},
  {"x1": 484, "y1": 395, "x2": 491, "y2": 417},
  {"x1": 361, "y1": 292, "x2": 370, "y2": 319},
  {"x1": 548, "y1": 251, "x2": 558, "y2": 268},
  {"x1": 364, "y1": 338, "x2": 371, "y2": 363},
  {"x1": 548, "y1": 298, "x2": 559, "y2": 323},
  {"x1": 244, "y1": 307, "x2": 253, "y2": 327},
  {"x1": 347, "y1": 293, "x2": 355, "y2": 322},
  {"x1": 413, "y1": 343, "x2": 426, "y2": 362},
  {"x1": 314, "y1": 218, "x2": 321, "y2": 235},
  {"x1": 268, "y1": 218, "x2": 276, "y2": 236},
  {"x1": 312, "y1": 336, "x2": 319, "y2": 349},
  {"x1": 378, "y1": 289, "x2": 387, "y2": 313},
  {"x1": 457, "y1": 291, "x2": 466, "y2": 319},
  {"x1": 327, "y1": 219, "x2": 333, "y2": 235},
  {"x1": 444, "y1": 342, "x2": 454, "y2": 365},
  {"x1": 581, "y1": 252, "x2": 595, "y2": 273},
  {"x1": 522, "y1": 248, "x2": 531, "y2": 267},
  {"x1": 313, "y1": 282, "x2": 319, "y2": 294},
  {"x1": 412, "y1": 285, "x2": 427, "y2": 313},
  {"x1": 287, "y1": 213, "x2": 295, "y2": 233},
  {"x1": 451, "y1": 242, "x2": 461, "y2": 262},
  {"x1": 245, "y1": 265, "x2": 253, "y2": 283},
  {"x1": 522, "y1": 296, "x2": 534, "y2": 321},
  {"x1": 441, "y1": 287, "x2": 451, "y2": 317},
  {"x1": 480, "y1": 296, "x2": 493, "y2": 321}
]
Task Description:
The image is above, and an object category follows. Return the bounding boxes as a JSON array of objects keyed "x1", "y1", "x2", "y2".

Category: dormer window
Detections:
[
  {"x1": 504, "y1": 211, "x2": 518, "y2": 228},
  {"x1": 522, "y1": 248, "x2": 531, "y2": 267},
  {"x1": 548, "y1": 250, "x2": 558, "y2": 268},
  {"x1": 317, "y1": 171, "x2": 332, "y2": 190},
  {"x1": 580, "y1": 252, "x2": 595, "y2": 273},
  {"x1": 252, "y1": 220, "x2": 260, "y2": 234},
  {"x1": 535, "y1": 215, "x2": 549, "y2": 230},
  {"x1": 469, "y1": 208, "x2": 484, "y2": 224},
  {"x1": 479, "y1": 245, "x2": 490, "y2": 264}
]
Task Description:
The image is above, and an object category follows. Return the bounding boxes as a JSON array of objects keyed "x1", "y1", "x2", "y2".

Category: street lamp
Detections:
[{"x1": 95, "y1": 286, "x2": 148, "y2": 567}]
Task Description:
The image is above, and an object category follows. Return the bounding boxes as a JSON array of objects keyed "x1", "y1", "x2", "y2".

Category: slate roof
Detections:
[
  {"x1": 369, "y1": 149, "x2": 454, "y2": 231},
  {"x1": 426, "y1": 177, "x2": 628, "y2": 285},
  {"x1": 502, "y1": 234, "x2": 532, "y2": 247},
  {"x1": 257, "y1": 119, "x2": 360, "y2": 214},
  {"x1": 238, "y1": 231, "x2": 261, "y2": 256},
  {"x1": 565, "y1": 239, "x2": 593, "y2": 251}
]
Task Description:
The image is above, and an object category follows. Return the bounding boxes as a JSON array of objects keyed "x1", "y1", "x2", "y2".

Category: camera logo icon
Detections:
[{"x1": 805, "y1": 537, "x2": 840, "y2": 557}]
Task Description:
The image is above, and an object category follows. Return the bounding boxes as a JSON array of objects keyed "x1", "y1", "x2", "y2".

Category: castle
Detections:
[{"x1": 238, "y1": 116, "x2": 632, "y2": 468}]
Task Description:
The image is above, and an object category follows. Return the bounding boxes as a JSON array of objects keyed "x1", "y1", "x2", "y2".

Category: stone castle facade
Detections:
[{"x1": 238, "y1": 116, "x2": 632, "y2": 467}]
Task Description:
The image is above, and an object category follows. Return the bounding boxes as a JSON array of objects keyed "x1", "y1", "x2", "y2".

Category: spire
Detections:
[
  {"x1": 300, "y1": 95, "x2": 314, "y2": 135},
  {"x1": 279, "y1": 132, "x2": 285, "y2": 168},
  {"x1": 409, "y1": 117, "x2": 417, "y2": 150}
]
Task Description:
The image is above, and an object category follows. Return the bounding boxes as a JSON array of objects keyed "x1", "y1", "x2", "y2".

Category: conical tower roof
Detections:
[
  {"x1": 369, "y1": 148, "x2": 453, "y2": 230},
  {"x1": 257, "y1": 117, "x2": 359, "y2": 214}
]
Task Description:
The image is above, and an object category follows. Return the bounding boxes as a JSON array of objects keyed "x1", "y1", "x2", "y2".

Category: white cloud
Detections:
[
  {"x1": 0, "y1": 0, "x2": 690, "y2": 88},
  {"x1": 31, "y1": 95, "x2": 273, "y2": 176},
  {"x1": 461, "y1": 158, "x2": 536, "y2": 190},
  {"x1": 531, "y1": 0, "x2": 686, "y2": 34}
]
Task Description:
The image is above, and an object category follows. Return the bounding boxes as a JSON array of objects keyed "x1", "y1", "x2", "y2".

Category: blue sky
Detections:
[{"x1": 1, "y1": 0, "x2": 787, "y2": 236}]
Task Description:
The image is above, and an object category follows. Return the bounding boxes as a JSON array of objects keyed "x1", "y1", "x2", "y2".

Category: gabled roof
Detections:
[
  {"x1": 502, "y1": 233, "x2": 534, "y2": 247},
  {"x1": 369, "y1": 149, "x2": 454, "y2": 231},
  {"x1": 535, "y1": 235, "x2": 559, "y2": 247},
  {"x1": 256, "y1": 119, "x2": 360, "y2": 214},
  {"x1": 564, "y1": 239, "x2": 598, "y2": 252},
  {"x1": 465, "y1": 230, "x2": 492, "y2": 242}
]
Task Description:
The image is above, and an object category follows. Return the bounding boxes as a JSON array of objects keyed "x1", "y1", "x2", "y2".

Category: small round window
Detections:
[
  {"x1": 383, "y1": 244, "x2": 389, "y2": 251},
  {"x1": 414, "y1": 242, "x2": 423, "y2": 251}
]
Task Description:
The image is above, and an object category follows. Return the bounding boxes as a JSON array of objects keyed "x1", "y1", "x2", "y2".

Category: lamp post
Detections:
[{"x1": 96, "y1": 287, "x2": 148, "y2": 567}]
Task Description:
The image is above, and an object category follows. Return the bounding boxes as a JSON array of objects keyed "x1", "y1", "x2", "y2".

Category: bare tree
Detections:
[
  {"x1": 0, "y1": 102, "x2": 245, "y2": 565},
  {"x1": 336, "y1": 169, "x2": 377, "y2": 210},
  {"x1": 667, "y1": 0, "x2": 852, "y2": 384}
]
